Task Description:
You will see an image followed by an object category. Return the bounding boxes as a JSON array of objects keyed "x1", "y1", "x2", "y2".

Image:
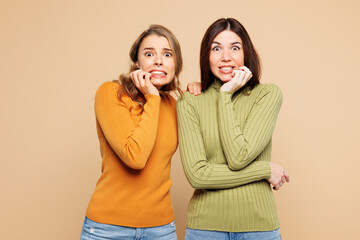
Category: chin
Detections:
[
  {"x1": 215, "y1": 74, "x2": 232, "y2": 82},
  {"x1": 151, "y1": 79, "x2": 169, "y2": 88},
  {"x1": 219, "y1": 78, "x2": 231, "y2": 82}
]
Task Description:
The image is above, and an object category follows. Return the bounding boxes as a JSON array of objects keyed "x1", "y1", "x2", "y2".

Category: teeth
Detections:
[
  {"x1": 151, "y1": 71, "x2": 166, "y2": 75},
  {"x1": 220, "y1": 67, "x2": 233, "y2": 71}
]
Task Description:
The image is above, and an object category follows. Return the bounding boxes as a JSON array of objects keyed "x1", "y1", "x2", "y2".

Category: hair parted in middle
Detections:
[
  {"x1": 117, "y1": 24, "x2": 183, "y2": 110},
  {"x1": 200, "y1": 18, "x2": 262, "y2": 92}
]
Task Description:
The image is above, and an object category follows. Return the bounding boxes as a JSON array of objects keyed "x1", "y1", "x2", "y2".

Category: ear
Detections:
[{"x1": 135, "y1": 61, "x2": 140, "y2": 69}]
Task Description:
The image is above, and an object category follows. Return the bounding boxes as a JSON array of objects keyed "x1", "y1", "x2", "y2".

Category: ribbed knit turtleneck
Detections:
[{"x1": 177, "y1": 80, "x2": 283, "y2": 232}]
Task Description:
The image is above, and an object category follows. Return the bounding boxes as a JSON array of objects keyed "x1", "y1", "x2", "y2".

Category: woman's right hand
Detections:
[
  {"x1": 130, "y1": 69, "x2": 159, "y2": 96},
  {"x1": 220, "y1": 66, "x2": 252, "y2": 93},
  {"x1": 267, "y1": 163, "x2": 290, "y2": 190}
]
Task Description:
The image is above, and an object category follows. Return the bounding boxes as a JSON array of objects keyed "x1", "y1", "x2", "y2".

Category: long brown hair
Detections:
[
  {"x1": 200, "y1": 18, "x2": 261, "y2": 92},
  {"x1": 116, "y1": 24, "x2": 183, "y2": 110}
]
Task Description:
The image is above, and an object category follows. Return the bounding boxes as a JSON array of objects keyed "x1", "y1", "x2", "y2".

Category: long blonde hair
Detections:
[{"x1": 116, "y1": 24, "x2": 183, "y2": 110}]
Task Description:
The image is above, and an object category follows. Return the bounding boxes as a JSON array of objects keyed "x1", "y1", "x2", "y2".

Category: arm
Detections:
[
  {"x1": 95, "y1": 82, "x2": 161, "y2": 170},
  {"x1": 177, "y1": 94, "x2": 271, "y2": 190},
  {"x1": 218, "y1": 85, "x2": 283, "y2": 170}
]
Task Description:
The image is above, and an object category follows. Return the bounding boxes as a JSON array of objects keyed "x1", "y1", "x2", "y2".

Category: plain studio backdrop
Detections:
[{"x1": 1, "y1": 0, "x2": 359, "y2": 239}]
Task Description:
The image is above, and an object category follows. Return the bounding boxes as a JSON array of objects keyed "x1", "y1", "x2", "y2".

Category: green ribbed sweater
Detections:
[{"x1": 177, "y1": 79, "x2": 282, "y2": 232}]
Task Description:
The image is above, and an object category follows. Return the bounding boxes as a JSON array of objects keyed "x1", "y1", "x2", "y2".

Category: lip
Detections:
[
  {"x1": 150, "y1": 69, "x2": 167, "y2": 78},
  {"x1": 218, "y1": 66, "x2": 234, "y2": 74}
]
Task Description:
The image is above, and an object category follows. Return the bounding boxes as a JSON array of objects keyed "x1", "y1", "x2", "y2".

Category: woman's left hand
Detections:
[
  {"x1": 187, "y1": 81, "x2": 202, "y2": 96},
  {"x1": 220, "y1": 66, "x2": 252, "y2": 93}
]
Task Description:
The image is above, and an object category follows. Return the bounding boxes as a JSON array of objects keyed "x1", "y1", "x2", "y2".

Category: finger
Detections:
[
  {"x1": 131, "y1": 69, "x2": 142, "y2": 75},
  {"x1": 239, "y1": 66, "x2": 250, "y2": 72},
  {"x1": 284, "y1": 171, "x2": 290, "y2": 182},
  {"x1": 142, "y1": 73, "x2": 151, "y2": 89},
  {"x1": 239, "y1": 66, "x2": 252, "y2": 75},
  {"x1": 240, "y1": 66, "x2": 252, "y2": 82},
  {"x1": 271, "y1": 179, "x2": 281, "y2": 190},
  {"x1": 131, "y1": 72, "x2": 140, "y2": 88},
  {"x1": 281, "y1": 176, "x2": 286, "y2": 184},
  {"x1": 196, "y1": 84, "x2": 201, "y2": 95},
  {"x1": 231, "y1": 70, "x2": 237, "y2": 78},
  {"x1": 137, "y1": 71, "x2": 145, "y2": 80},
  {"x1": 193, "y1": 84, "x2": 199, "y2": 95},
  {"x1": 243, "y1": 71, "x2": 252, "y2": 83},
  {"x1": 142, "y1": 73, "x2": 152, "y2": 89},
  {"x1": 131, "y1": 69, "x2": 141, "y2": 77},
  {"x1": 242, "y1": 72, "x2": 252, "y2": 86},
  {"x1": 188, "y1": 83, "x2": 194, "y2": 93},
  {"x1": 144, "y1": 72, "x2": 152, "y2": 82},
  {"x1": 232, "y1": 70, "x2": 241, "y2": 82},
  {"x1": 239, "y1": 70, "x2": 246, "y2": 85},
  {"x1": 137, "y1": 71, "x2": 147, "y2": 87}
]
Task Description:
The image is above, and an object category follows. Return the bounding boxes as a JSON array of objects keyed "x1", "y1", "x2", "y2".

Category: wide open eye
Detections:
[
  {"x1": 145, "y1": 52, "x2": 153, "y2": 57},
  {"x1": 164, "y1": 52, "x2": 172, "y2": 57},
  {"x1": 212, "y1": 46, "x2": 220, "y2": 51},
  {"x1": 232, "y1": 46, "x2": 240, "y2": 51}
]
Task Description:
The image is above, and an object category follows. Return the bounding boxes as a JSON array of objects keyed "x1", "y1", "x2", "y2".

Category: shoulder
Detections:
[
  {"x1": 160, "y1": 92, "x2": 177, "y2": 108},
  {"x1": 252, "y1": 83, "x2": 281, "y2": 95},
  {"x1": 165, "y1": 93, "x2": 177, "y2": 104},
  {"x1": 177, "y1": 92, "x2": 196, "y2": 108},
  {"x1": 251, "y1": 83, "x2": 282, "y2": 104},
  {"x1": 177, "y1": 92, "x2": 199, "y2": 116},
  {"x1": 96, "y1": 81, "x2": 121, "y2": 97},
  {"x1": 95, "y1": 81, "x2": 133, "y2": 106}
]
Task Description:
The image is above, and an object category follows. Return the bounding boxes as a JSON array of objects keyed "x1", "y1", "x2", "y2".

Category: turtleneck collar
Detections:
[
  {"x1": 208, "y1": 78, "x2": 249, "y2": 96},
  {"x1": 209, "y1": 78, "x2": 223, "y2": 91}
]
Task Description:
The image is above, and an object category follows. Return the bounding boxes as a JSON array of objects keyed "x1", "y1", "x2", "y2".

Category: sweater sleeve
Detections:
[
  {"x1": 218, "y1": 84, "x2": 283, "y2": 170},
  {"x1": 177, "y1": 94, "x2": 271, "y2": 190},
  {"x1": 95, "y1": 82, "x2": 161, "y2": 170}
]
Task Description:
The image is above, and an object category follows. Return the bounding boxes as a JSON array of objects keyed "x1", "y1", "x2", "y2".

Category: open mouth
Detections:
[
  {"x1": 150, "y1": 70, "x2": 167, "y2": 77},
  {"x1": 219, "y1": 66, "x2": 234, "y2": 74}
]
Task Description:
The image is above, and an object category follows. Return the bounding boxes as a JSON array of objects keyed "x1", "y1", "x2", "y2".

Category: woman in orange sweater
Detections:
[{"x1": 80, "y1": 25, "x2": 184, "y2": 240}]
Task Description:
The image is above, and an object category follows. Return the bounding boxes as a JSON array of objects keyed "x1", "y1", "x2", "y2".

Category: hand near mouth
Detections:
[
  {"x1": 150, "y1": 70, "x2": 167, "y2": 78},
  {"x1": 130, "y1": 69, "x2": 159, "y2": 96},
  {"x1": 220, "y1": 66, "x2": 252, "y2": 93}
]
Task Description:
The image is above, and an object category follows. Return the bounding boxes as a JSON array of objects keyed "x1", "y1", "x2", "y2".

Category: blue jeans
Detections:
[
  {"x1": 80, "y1": 217, "x2": 177, "y2": 240},
  {"x1": 185, "y1": 227, "x2": 281, "y2": 240}
]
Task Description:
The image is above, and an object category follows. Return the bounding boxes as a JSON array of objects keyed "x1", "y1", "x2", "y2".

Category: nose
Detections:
[
  {"x1": 155, "y1": 54, "x2": 163, "y2": 66},
  {"x1": 221, "y1": 49, "x2": 230, "y2": 62}
]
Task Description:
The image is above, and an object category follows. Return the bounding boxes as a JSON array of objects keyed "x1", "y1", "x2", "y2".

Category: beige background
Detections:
[{"x1": 1, "y1": 0, "x2": 360, "y2": 239}]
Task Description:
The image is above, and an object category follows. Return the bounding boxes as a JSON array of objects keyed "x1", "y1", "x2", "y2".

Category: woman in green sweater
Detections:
[{"x1": 177, "y1": 18, "x2": 290, "y2": 240}]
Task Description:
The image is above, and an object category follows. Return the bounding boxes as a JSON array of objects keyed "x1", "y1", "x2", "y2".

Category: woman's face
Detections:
[
  {"x1": 136, "y1": 34, "x2": 175, "y2": 89},
  {"x1": 209, "y1": 30, "x2": 244, "y2": 82}
]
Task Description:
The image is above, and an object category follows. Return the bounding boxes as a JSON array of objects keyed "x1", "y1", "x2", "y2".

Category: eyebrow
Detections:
[
  {"x1": 142, "y1": 47, "x2": 173, "y2": 51},
  {"x1": 211, "y1": 41, "x2": 242, "y2": 45}
]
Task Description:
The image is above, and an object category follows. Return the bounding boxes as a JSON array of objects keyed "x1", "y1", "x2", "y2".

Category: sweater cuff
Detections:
[
  {"x1": 145, "y1": 94, "x2": 161, "y2": 100},
  {"x1": 219, "y1": 91, "x2": 233, "y2": 104},
  {"x1": 143, "y1": 94, "x2": 161, "y2": 115},
  {"x1": 145, "y1": 94, "x2": 161, "y2": 105},
  {"x1": 258, "y1": 161, "x2": 271, "y2": 180}
]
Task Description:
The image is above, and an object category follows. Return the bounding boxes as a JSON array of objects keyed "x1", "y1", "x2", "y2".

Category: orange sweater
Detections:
[{"x1": 85, "y1": 82, "x2": 178, "y2": 227}]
